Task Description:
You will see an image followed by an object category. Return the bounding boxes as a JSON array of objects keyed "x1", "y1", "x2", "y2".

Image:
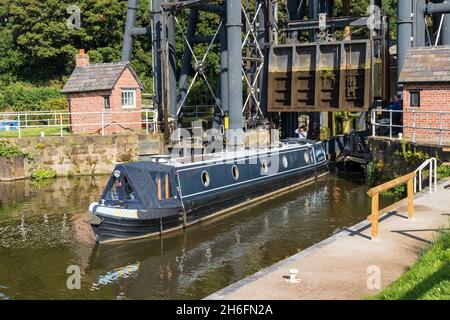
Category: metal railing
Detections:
[
  {"x1": 414, "y1": 157, "x2": 438, "y2": 194},
  {"x1": 370, "y1": 109, "x2": 450, "y2": 145},
  {"x1": 0, "y1": 109, "x2": 158, "y2": 137}
]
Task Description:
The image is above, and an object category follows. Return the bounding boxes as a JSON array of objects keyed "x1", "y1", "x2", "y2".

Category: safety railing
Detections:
[
  {"x1": 370, "y1": 109, "x2": 450, "y2": 145},
  {"x1": 0, "y1": 109, "x2": 158, "y2": 137},
  {"x1": 367, "y1": 158, "x2": 439, "y2": 240},
  {"x1": 414, "y1": 157, "x2": 438, "y2": 194}
]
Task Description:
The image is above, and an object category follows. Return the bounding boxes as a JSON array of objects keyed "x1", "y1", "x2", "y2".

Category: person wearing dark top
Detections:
[
  {"x1": 307, "y1": 122, "x2": 320, "y2": 140},
  {"x1": 388, "y1": 94, "x2": 403, "y2": 135}
]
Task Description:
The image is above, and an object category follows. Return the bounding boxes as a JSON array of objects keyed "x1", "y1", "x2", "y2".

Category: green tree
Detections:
[{"x1": 1, "y1": 0, "x2": 153, "y2": 87}]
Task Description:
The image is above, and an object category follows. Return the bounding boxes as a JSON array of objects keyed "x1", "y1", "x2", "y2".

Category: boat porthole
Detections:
[
  {"x1": 231, "y1": 165, "x2": 239, "y2": 180},
  {"x1": 282, "y1": 156, "x2": 288, "y2": 168},
  {"x1": 261, "y1": 160, "x2": 269, "y2": 173},
  {"x1": 304, "y1": 151, "x2": 310, "y2": 164},
  {"x1": 201, "y1": 171, "x2": 210, "y2": 187}
]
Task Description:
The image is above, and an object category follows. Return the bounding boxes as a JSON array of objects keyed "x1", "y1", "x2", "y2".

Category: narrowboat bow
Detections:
[{"x1": 89, "y1": 140, "x2": 328, "y2": 243}]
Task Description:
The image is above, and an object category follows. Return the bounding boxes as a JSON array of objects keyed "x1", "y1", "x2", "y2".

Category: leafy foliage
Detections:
[
  {"x1": 0, "y1": 139, "x2": 30, "y2": 158},
  {"x1": 0, "y1": 82, "x2": 67, "y2": 111},
  {"x1": 31, "y1": 168, "x2": 57, "y2": 181}
]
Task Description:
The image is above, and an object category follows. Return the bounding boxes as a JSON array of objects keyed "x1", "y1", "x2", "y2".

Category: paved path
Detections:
[{"x1": 206, "y1": 180, "x2": 450, "y2": 300}]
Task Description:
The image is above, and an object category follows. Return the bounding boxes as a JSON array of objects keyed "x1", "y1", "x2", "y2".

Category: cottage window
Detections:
[
  {"x1": 410, "y1": 91, "x2": 420, "y2": 108},
  {"x1": 121, "y1": 89, "x2": 136, "y2": 108},
  {"x1": 103, "y1": 96, "x2": 110, "y2": 109}
]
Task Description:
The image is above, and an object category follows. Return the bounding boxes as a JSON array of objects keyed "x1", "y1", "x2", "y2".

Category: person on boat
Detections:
[
  {"x1": 307, "y1": 122, "x2": 320, "y2": 140},
  {"x1": 295, "y1": 125, "x2": 307, "y2": 140}
]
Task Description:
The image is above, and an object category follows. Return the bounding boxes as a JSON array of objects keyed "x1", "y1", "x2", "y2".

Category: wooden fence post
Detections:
[
  {"x1": 407, "y1": 178, "x2": 414, "y2": 219},
  {"x1": 371, "y1": 193, "x2": 379, "y2": 240}
]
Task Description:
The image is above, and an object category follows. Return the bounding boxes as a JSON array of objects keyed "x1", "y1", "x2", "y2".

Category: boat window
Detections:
[
  {"x1": 153, "y1": 172, "x2": 173, "y2": 200},
  {"x1": 201, "y1": 171, "x2": 210, "y2": 187},
  {"x1": 314, "y1": 145, "x2": 326, "y2": 162},
  {"x1": 261, "y1": 160, "x2": 269, "y2": 173},
  {"x1": 124, "y1": 177, "x2": 136, "y2": 201},
  {"x1": 110, "y1": 178, "x2": 121, "y2": 201},
  {"x1": 304, "y1": 151, "x2": 310, "y2": 164},
  {"x1": 231, "y1": 165, "x2": 239, "y2": 180},
  {"x1": 282, "y1": 156, "x2": 288, "y2": 168}
]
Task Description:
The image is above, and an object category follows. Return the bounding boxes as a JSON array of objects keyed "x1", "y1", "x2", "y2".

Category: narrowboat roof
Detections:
[{"x1": 147, "y1": 140, "x2": 318, "y2": 169}]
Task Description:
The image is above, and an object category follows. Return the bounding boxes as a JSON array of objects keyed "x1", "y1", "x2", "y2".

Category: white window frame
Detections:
[{"x1": 121, "y1": 89, "x2": 136, "y2": 109}]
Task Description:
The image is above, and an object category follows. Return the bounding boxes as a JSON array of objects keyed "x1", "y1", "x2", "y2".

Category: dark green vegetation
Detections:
[
  {"x1": 0, "y1": 0, "x2": 397, "y2": 111},
  {"x1": 371, "y1": 230, "x2": 450, "y2": 300},
  {"x1": 366, "y1": 139, "x2": 446, "y2": 198}
]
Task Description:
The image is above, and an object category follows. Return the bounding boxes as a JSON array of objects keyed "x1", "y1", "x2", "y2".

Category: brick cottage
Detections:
[
  {"x1": 62, "y1": 49, "x2": 144, "y2": 134},
  {"x1": 399, "y1": 46, "x2": 450, "y2": 143}
]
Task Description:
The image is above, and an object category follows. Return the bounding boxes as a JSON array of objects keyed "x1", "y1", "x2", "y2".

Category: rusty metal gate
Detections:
[{"x1": 268, "y1": 40, "x2": 371, "y2": 112}]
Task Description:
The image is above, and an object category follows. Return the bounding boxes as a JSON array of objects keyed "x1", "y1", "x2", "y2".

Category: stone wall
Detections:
[{"x1": 9, "y1": 133, "x2": 164, "y2": 178}]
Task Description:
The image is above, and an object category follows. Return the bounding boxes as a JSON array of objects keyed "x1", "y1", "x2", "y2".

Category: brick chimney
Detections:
[{"x1": 75, "y1": 49, "x2": 89, "y2": 68}]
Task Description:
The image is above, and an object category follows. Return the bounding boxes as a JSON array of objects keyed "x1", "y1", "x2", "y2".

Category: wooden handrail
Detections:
[
  {"x1": 367, "y1": 172, "x2": 416, "y2": 197},
  {"x1": 366, "y1": 171, "x2": 416, "y2": 240}
]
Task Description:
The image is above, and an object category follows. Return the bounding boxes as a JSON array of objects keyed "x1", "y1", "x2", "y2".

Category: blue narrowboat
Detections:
[{"x1": 89, "y1": 140, "x2": 328, "y2": 243}]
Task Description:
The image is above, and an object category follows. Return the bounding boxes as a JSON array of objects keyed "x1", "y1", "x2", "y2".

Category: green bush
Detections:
[
  {"x1": 31, "y1": 168, "x2": 57, "y2": 181},
  {"x1": 0, "y1": 82, "x2": 67, "y2": 112},
  {"x1": 438, "y1": 164, "x2": 450, "y2": 178},
  {"x1": 0, "y1": 139, "x2": 29, "y2": 158}
]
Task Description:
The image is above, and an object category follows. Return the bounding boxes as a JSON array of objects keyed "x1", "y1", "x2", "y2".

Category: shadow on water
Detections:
[{"x1": 0, "y1": 174, "x2": 396, "y2": 299}]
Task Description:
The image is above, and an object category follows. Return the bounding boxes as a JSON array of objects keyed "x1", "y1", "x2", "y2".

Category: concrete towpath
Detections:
[{"x1": 206, "y1": 179, "x2": 450, "y2": 300}]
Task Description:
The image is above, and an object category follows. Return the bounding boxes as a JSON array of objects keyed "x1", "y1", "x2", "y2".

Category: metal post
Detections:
[
  {"x1": 101, "y1": 112, "x2": 105, "y2": 136},
  {"x1": 398, "y1": 0, "x2": 413, "y2": 85},
  {"x1": 419, "y1": 169, "x2": 422, "y2": 191},
  {"x1": 17, "y1": 114, "x2": 21, "y2": 138},
  {"x1": 415, "y1": 0, "x2": 426, "y2": 47},
  {"x1": 25, "y1": 113, "x2": 28, "y2": 128},
  {"x1": 122, "y1": 0, "x2": 138, "y2": 62},
  {"x1": 434, "y1": 158, "x2": 437, "y2": 191},
  {"x1": 371, "y1": 110, "x2": 376, "y2": 137},
  {"x1": 226, "y1": 0, "x2": 244, "y2": 148},
  {"x1": 60, "y1": 112, "x2": 63, "y2": 137},
  {"x1": 146, "y1": 109, "x2": 149, "y2": 134},
  {"x1": 220, "y1": 14, "x2": 229, "y2": 114},
  {"x1": 167, "y1": 7, "x2": 178, "y2": 118},
  {"x1": 389, "y1": 109, "x2": 393, "y2": 138},
  {"x1": 152, "y1": 0, "x2": 164, "y2": 125},
  {"x1": 429, "y1": 161, "x2": 432, "y2": 194},
  {"x1": 443, "y1": 0, "x2": 450, "y2": 45}
]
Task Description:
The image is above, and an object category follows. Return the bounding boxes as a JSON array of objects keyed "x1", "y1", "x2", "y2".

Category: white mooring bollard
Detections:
[{"x1": 287, "y1": 268, "x2": 300, "y2": 284}]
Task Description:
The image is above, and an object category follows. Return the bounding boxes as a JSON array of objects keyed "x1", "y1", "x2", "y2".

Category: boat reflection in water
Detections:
[{"x1": 83, "y1": 179, "x2": 337, "y2": 300}]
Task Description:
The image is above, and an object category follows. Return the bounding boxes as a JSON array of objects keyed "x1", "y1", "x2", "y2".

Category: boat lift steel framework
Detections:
[{"x1": 120, "y1": 0, "x2": 450, "y2": 141}]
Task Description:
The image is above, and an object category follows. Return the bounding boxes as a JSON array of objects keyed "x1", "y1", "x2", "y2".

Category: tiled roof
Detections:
[
  {"x1": 399, "y1": 46, "x2": 450, "y2": 83},
  {"x1": 62, "y1": 62, "x2": 144, "y2": 93}
]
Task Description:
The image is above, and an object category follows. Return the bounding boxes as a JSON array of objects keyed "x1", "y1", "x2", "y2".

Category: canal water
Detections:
[{"x1": 0, "y1": 174, "x2": 394, "y2": 300}]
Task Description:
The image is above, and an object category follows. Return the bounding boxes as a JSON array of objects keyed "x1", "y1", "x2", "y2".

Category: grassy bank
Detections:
[
  {"x1": 0, "y1": 126, "x2": 70, "y2": 138},
  {"x1": 371, "y1": 229, "x2": 450, "y2": 300}
]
